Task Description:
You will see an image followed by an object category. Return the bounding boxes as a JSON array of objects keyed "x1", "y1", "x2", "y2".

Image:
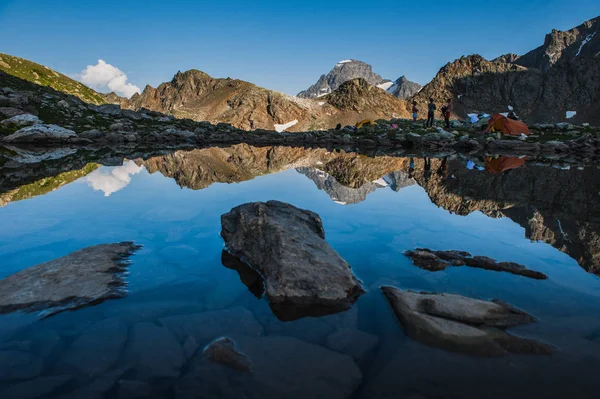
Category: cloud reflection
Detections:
[{"x1": 85, "y1": 160, "x2": 143, "y2": 196}]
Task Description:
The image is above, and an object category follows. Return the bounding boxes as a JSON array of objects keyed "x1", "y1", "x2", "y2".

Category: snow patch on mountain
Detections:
[{"x1": 274, "y1": 120, "x2": 298, "y2": 132}]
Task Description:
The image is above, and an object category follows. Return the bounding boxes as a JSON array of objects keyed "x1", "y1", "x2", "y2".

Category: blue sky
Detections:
[{"x1": 1, "y1": 0, "x2": 599, "y2": 96}]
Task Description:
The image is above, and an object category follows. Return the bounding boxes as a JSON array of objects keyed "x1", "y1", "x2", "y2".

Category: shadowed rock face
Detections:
[
  {"x1": 0, "y1": 242, "x2": 140, "y2": 318},
  {"x1": 221, "y1": 201, "x2": 364, "y2": 321},
  {"x1": 411, "y1": 17, "x2": 600, "y2": 125},
  {"x1": 381, "y1": 286, "x2": 554, "y2": 357}
]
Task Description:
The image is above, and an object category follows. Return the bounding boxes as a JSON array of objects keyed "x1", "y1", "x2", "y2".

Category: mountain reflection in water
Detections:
[{"x1": 0, "y1": 144, "x2": 599, "y2": 399}]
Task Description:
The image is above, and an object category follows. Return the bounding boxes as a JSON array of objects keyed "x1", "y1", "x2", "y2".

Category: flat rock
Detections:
[
  {"x1": 221, "y1": 200, "x2": 364, "y2": 321},
  {"x1": 381, "y1": 286, "x2": 554, "y2": 356},
  {"x1": 175, "y1": 335, "x2": 362, "y2": 399},
  {"x1": 125, "y1": 322, "x2": 185, "y2": 380},
  {"x1": 203, "y1": 337, "x2": 253, "y2": 372},
  {"x1": 0, "y1": 375, "x2": 71, "y2": 399},
  {"x1": 0, "y1": 350, "x2": 43, "y2": 381},
  {"x1": 404, "y1": 248, "x2": 548, "y2": 279},
  {"x1": 57, "y1": 319, "x2": 128, "y2": 380},
  {"x1": 159, "y1": 307, "x2": 264, "y2": 345},
  {"x1": 0, "y1": 113, "x2": 42, "y2": 127},
  {"x1": 0, "y1": 242, "x2": 141, "y2": 317},
  {"x1": 326, "y1": 328, "x2": 379, "y2": 361},
  {"x1": 2, "y1": 124, "x2": 77, "y2": 143}
]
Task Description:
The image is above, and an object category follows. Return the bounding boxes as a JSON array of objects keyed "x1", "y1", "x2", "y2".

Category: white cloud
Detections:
[
  {"x1": 85, "y1": 161, "x2": 143, "y2": 196},
  {"x1": 79, "y1": 59, "x2": 141, "y2": 98}
]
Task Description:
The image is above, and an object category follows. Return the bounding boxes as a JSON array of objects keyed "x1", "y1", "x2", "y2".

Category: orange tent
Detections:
[
  {"x1": 484, "y1": 156, "x2": 526, "y2": 174},
  {"x1": 484, "y1": 114, "x2": 530, "y2": 136}
]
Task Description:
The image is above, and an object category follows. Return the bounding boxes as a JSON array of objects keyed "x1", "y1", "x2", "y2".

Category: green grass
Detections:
[
  {"x1": 0, "y1": 53, "x2": 108, "y2": 105},
  {"x1": 7, "y1": 163, "x2": 100, "y2": 203}
]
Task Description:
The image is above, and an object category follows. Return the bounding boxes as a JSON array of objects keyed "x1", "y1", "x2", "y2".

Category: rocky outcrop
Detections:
[
  {"x1": 411, "y1": 16, "x2": 600, "y2": 125},
  {"x1": 404, "y1": 248, "x2": 548, "y2": 279},
  {"x1": 298, "y1": 59, "x2": 390, "y2": 98},
  {"x1": 387, "y1": 76, "x2": 422, "y2": 100},
  {"x1": 221, "y1": 201, "x2": 364, "y2": 320},
  {"x1": 0, "y1": 113, "x2": 41, "y2": 128},
  {"x1": 325, "y1": 78, "x2": 409, "y2": 119},
  {"x1": 0, "y1": 242, "x2": 140, "y2": 317},
  {"x1": 381, "y1": 286, "x2": 554, "y2": 356},
  {"x1": 2, "y1": 124, "x2": 78, "y2": 143}
]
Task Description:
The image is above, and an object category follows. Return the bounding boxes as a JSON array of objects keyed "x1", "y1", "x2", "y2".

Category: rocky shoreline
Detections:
[{"x1": 2, "y1": 86, "x2": 600, "y2": 158}]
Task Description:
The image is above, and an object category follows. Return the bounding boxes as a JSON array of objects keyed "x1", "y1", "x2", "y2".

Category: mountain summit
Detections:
[{"x1": 297, "y1": 60, "x2": 391, "y2": 99}]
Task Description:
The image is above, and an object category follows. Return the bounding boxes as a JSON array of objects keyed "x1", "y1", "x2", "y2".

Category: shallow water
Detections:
[{"x1": 0, "y1": 145, "x2": 599, "y2": 398}]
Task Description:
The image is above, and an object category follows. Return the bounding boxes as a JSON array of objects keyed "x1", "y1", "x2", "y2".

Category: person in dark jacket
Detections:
[
  {"x1": 441, "y1": 100, "x2": 451, "y2": 129},
  {"x1": 426, "y1": 98, "x2": 436, "y2": 127}
]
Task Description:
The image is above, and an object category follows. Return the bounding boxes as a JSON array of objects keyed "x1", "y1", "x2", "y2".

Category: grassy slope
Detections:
[
  {"x1": 0, "y1": 163, "x2": 100, "y2": 207},
  {"x1": 0, "y1": 53, "x2": 107, "y2": 105}
]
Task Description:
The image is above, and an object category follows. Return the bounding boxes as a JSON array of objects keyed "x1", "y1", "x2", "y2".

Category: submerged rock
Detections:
[
  {"x1": 404, "y1": 248, "x2": 548, "y2": 279},
  {"x1": 2, "y1": 124, "x2": 77, "y2": 143},
  {"x1": 381, "y1": 286, "x2": 554, "y2": 356},
  {"x1": 203, "y1": 337, "x2": 253, "y2": 372},
  {"x1": 0, "y1": 242, "x2": 141, "y2": 317},
  {"x1": 125, "y1": 322, "x2": 185, "y2": 380},
  {"x1": 220, "y1": 200, "x2": 364, "y2": 321},
  {"x1": 175, "y1": 335, "x2": 362, "y2": 399},
  {"x1": 57, "y1": 319, "x2": 128, "y2": 380}
]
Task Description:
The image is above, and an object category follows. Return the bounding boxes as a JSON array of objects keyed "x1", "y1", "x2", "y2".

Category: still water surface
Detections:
[{"x1": 0, "y1": 146, "x2": 599, "y2": 398}]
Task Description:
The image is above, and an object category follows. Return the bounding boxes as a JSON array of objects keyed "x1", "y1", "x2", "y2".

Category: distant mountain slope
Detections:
[
  {"x1": 0, "y1": 53, "x2": 111, "y2": 105},
  {"x1": 387, "y1": 76, "x2": 422, "y2": 99},
  {"x1": 297, "y1": 60, "x2": 391, "y2": 98},
  {"x1": 124, "y1": 71, "x2": 410, "y2": 131},
  {"x1": 410, "y1": 16, "x2": 600, "y2": 125}
]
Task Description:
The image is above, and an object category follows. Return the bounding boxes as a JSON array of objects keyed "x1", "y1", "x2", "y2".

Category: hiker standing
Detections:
[
  {"x1": 426, "y1": 98, "x2": 436, "y2": 127},
  {"x1": 441, "y1": 100, "x2": 451, "y2": 129},
  {"x1": 412, "y1": 101, "x2": 418, "y2": 122}
]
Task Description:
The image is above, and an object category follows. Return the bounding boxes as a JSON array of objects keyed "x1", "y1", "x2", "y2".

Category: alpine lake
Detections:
[{"x1": 0, "y1": 143, "x2": 599, "y2": 399}]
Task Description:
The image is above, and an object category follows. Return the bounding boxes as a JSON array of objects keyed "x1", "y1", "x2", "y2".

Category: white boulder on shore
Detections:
[
  {"x1": 2, "y1": 124, "x2": 77, "y2": 143},
  {"x1": 0, "y1": 113, "x2": 41, "y2": 128}
]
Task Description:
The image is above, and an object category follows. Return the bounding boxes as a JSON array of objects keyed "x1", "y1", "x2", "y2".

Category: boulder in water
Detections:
[
  {"x1": 381, "y1": 286, "x2": 554, "y2": 356},
  {"x1": 221, "y1": 201, "x2": 364, "y2": 321}
]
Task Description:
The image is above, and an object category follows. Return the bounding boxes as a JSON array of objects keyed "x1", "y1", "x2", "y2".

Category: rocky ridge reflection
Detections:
[{"x1": 1, "y1": 144, "x2": 600, "y2": 275}]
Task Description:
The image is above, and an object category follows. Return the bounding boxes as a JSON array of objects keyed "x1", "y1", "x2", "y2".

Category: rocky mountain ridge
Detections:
[
  {"x1": 411, "y1": 16, "x2": 600, "y2": 125},
  {"x1": 121, "y1": 70, "x2": 409, "y2": 131}
]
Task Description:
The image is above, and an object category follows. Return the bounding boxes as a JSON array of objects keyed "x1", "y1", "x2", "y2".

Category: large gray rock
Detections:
[
  {"x1": 175, "y1": 335, "x2": 362, "y2": 399},
  {"x1": 381, "y1": 286, "x2": 554, "y2": 356},
  {"x1": 2, "y1": 124, "x2": 77, "y2": 143},
  {"x1": 221, "y1": 201, "x2": 364, "y2": 321},
  {"x1": 57, "y1": 319, "x2": 128, "y2": 380},
  {"x1": 0, "y1": 242, "x2": 141, "y2": 317},
  {"x1": 0, "y1": 113, "x2": 41, "y2": 128}
]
